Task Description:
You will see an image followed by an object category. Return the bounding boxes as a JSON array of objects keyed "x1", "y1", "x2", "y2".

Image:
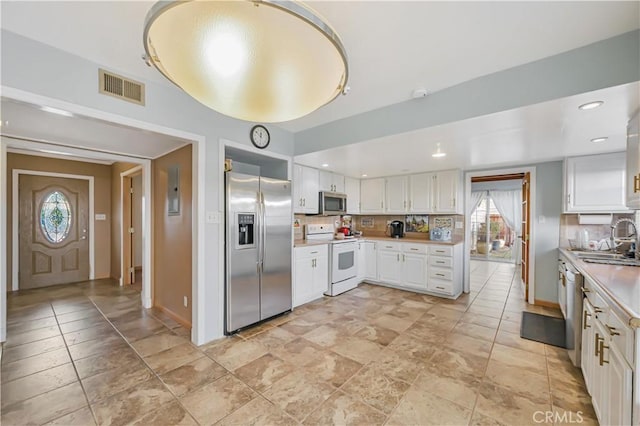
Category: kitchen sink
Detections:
[
  {"x1": 575, "y1": 252, "x2": 626, "y2": 260},
  {"x1": 581, "y1": 257, "x2": 640, "y2": 267}
]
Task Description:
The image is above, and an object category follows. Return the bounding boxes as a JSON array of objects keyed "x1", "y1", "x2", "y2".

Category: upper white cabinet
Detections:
[
  {"x1": 345, "y1": 177, "x2": 361, "y2": 214},
  {"x1": 564, "y1": 152, "x2": 630, "y2": 213},
  {"x1": 319, "y1": 171, "x2": 345, "y2": 193},
  {"x1": 385, "y1": 176, "x2": 408, "y2": 214},
  {"x1": 627, "y1": 111, "x2": 640, "y2": 209},
  {"x1": 409, "y1": 173, "x2": 433, "y2": 213},
  {"x1": 360, "y1": 178, "x2": 386, "y2": 213},
  {"x1": 433, "y1": 170, "x2": 462, "y2": 214},
  {"x1": 359, "y1": 170, "x2": 462, "y2": 215},
  {"x1": 293, "y1": 164, "x2": 319, "y2": 214}
]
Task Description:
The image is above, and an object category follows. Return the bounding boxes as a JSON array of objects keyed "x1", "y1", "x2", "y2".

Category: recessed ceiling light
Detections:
[
  {"x1": 591, "y1": 137, "x2": 608, "y2": 143},
  {"x1": 361, "y1": 174, "x2": 367, "y2": 177},
  {"x1": 578, "y1": 101, "x2": 604, "y2": 110},
  {"x1": 40, "y1": 106, "x2": 73, "y2": 117},
  {"x1": 432, "y1": 143, "x2": 446, "y2": 158},
  {"x1": 321, "y1": 163, "x2": 329, "y2": 167}
]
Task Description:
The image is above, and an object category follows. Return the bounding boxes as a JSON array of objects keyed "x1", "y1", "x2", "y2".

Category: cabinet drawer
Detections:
[
  {"x1": 429, "y1": 256, "x2": 452, "y2": 268},
  {"x1": 429, "y1": 267, "x2": 452, "y2": 281},
  {"x1": 295, "y1": 244, "x2": 328, "y2": 259},
  {"x1": 428, "y1": 278, "x2": 453, "y2": 295},
  {"x1": 378, "y1": 242, "x2": 402, "y2": 251},
  {"x1": 604, "y1": 310, "x2": 633, "y2": 366},
  {"x1": 403, "y1": 243, "x2": 427, "y2": 254},
  {"x1": 428, "y1": 245, "x2": 453, "y2": 257}
]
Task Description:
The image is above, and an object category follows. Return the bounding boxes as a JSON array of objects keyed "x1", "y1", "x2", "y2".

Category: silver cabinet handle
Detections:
[
  {"x1": 436, "y1": 286, "x2": 445, "y2": 290},
  {"x1": 303, "y1": 198, "x2": 306, "y2": 207},
  {"x1": 436, "y1": 273, "x2": 445, "y2": 277},
  {"x1": 397, "y1": 254, "x2": 400, "y2": 261},
  {"x1": 402, "y1": 254, "x2": 405, "y2": 262},
  {"x1": 410, "y1": 248, "x2": 419, "y2": 251},
  {"x1": 606, "y1": 325, "x2": 620, "y2": 336}
]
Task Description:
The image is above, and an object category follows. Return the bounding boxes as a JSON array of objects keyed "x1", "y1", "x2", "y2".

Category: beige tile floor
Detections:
[{"x1": 1, "y1": 261, "x2": 596, "y2": 425}]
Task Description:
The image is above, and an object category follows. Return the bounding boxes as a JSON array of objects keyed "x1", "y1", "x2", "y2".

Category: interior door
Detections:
[
  {"x1": 19, "y1": 175, "x2": 90, "y2": 289},
  {"x1": 521, "y1": 172, "x2": 531, "y2": 299},
  {"x1": 123, "y1": 175, "x2": 134, "y2": 285}
]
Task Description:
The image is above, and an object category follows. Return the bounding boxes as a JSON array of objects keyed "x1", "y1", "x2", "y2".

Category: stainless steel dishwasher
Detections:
[{"x1": 559, "y1": 253, "x2": 583, "y2": 367}]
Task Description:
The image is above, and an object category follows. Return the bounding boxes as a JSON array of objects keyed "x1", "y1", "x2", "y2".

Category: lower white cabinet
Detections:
[
  {"x1": 363, "y1": 241, "x2": 378, "y2": 281},
  {"x1": 357, "y1": 241, "x2": 366, "y2": 282},
  {"x1": 580, "y1": 278, "x2": 633, "y2": 426},
  {"x1": 402, "y1": 250, "x2": 428, "y2": 291},
  {"x1": 369, "y1": 240, "x2": 461, "y2": 297},
  {"x1": 378, "y1": 245, "x2": 403, "y2": 285},
  {"x1": 293, "y1": 245, "x2": 328, "y2": 308}
]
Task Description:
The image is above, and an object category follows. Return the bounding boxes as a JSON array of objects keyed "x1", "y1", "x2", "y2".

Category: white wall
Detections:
[{"x1": 1, "y1": 30, "x2": 295, "y2": 344}]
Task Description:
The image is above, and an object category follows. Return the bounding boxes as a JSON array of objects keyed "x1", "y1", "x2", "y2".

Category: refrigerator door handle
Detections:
[
  {"x1": 257, "y1": 191, "x2": 263, "y2": 271},
  {"x1": 260, "y1": 191, "x2": 267, "y2": 269}
]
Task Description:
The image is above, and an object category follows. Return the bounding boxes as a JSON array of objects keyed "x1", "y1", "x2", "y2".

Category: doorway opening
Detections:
[
  {"x1": 121, "y1": 166, "x2": 143, "y2": 288},
  {"x1": 470, "y1": 191, "x2": 520, "y2": 263},
  {"x1": 464, "y1": 168, "x2": 535, "y2": 304}
]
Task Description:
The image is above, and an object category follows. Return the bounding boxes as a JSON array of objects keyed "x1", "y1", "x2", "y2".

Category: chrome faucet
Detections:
[{"x1": 610, "y1": 218, "x2": 638, "y2": 255}]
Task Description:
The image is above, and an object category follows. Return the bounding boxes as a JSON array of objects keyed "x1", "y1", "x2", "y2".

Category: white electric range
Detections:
[{"x1": 305, "y1": 224, "x2": 359, "y2": 296}]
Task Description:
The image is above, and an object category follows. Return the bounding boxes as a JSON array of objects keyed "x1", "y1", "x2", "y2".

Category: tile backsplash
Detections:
[
  {"x1": 294, "y1": 214, "x2": 464, "y2": 242},
  {"x1": 559, "y1": 213, "x2": 637, "y2": 249}
]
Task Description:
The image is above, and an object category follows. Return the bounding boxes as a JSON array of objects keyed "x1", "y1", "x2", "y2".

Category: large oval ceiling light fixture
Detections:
[{"x1": 143, "y1": 0, "x2": 349, "y2": 123}]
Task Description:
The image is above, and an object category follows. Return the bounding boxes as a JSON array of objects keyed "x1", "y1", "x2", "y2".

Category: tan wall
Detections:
[
  {"x1": 6, "y1": 153, "x2": 112, "y2": 284},
  {"x1": 153, "y1": 145, "x2": 192, "y2": 327},
  {"x1": 110, "y1": 162, "x2": 137, "y2": 279}
]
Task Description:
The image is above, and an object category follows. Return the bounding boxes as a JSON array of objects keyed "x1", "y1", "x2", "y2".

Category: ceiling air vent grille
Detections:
[{"x1": 99, "y1": 69, "x2": 145, "y2": 106}]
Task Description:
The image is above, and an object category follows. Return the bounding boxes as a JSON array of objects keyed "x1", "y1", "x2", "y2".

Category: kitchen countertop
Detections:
[
  {"x1": 560, "y1": 248, "x2": 640, "y2": 328},
  {"x1": 294, "y1": 236, "x2": 462, "y2": 247}
]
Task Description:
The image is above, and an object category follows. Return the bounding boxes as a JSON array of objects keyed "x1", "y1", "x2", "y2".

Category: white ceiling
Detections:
[
  {"x1": 0, "y1": 99, "x2": 190, "y2": 159},
  {"x1": 294, "y1": 82, "x2": 639, "y2": 178},
  {"x1": 1, "y1": 1, "x2": 638, "y2": 133}
]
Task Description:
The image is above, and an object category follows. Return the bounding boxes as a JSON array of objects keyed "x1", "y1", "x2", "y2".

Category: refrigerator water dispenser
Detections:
[{"x1": 236, "y1": 213, "x2": 255, "y2": 248}]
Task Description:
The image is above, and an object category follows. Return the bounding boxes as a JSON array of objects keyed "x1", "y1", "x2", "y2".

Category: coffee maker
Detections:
[{"x1": 387, "y1": 221, "x2": 405, "y2": 238}]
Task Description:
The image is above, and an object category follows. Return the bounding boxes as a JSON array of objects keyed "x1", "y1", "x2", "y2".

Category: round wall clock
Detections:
[{"x1": 250, "y1": 125, "x2": 270, "y2": 149}]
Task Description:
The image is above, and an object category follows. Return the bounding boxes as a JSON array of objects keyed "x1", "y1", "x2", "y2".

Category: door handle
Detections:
[
  {"x1": 583, "y1": 311, "x2": 591, "y2": 329},
  {"x1": 606, "y1": 325, "x2": 620, "y2": 336},
  {"x1": 595, "y1": 333, "x2": 604, "y2": 356},
  {"x1": 599, "y1": 341, "x2": 609, "y2": 366}
]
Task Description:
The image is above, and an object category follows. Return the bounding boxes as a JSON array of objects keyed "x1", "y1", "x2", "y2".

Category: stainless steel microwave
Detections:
[{"x1": 319, "y1": 191, "x2": 347, "y2": 215}]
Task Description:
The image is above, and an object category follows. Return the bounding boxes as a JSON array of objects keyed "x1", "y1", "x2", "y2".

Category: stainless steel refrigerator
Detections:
[{"x1": 225, "y1": 172, "x2": 292, "y2": 334}]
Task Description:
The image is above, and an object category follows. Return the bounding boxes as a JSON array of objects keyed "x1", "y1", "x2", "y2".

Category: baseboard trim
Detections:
[
  {"x1": 534, "y1": 299, "x2": 560, "y2": 309},
  {"x1": 154, "y1": 305, "x2": 192, "y2": 329}
]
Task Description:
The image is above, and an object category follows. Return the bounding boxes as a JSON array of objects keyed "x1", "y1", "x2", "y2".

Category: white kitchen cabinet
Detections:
[
  {"x1": 591, "y1": 318, "x2": 608, "y2": 422},
  {"x1": 319, "y1": 171, "x2": 345, "y2": 193},
  {"x1": 581, "y1": 298, "x2": 595, "y2": 392},
  {"x1": 345, "y1": 177, "x2": 361, "y2": 214},
  {"x1": 364, "y1": 241, "x2": 377, "y2": 281},
  {"x1": 360, "y1": 178, "x2": 386, "y2": 213},
  {"x1": 564, "y1": 152, "x2": 630, "y2": 213},
  {"x1": 605, "y1": 342, "x2": 633, "y2": 426},
  {"x1": 409, "y1": 173, "x2": 433, "y2": 213},
  {"x1": 402, "y1": 251, "x2": 427, "y2": 291},
  {"x1": 579, "y1": 276, "x2": 634, "y2": 426},
  {"x1": 293, "y1": 164, "x2": 319, "y2": 214},
  {"x1": 426, "y1": 244, "x2": 462, "y2": 297},
  {"x1": 357, "y1": 240, "x2": 366, "y2": 282},
  {"x1": 385, "y1": 176, "x2": 408, "y2": 214},
  {"x1": 433, "y1": 170, "x2": 462, "y2": 214},
  {"x1": 293, "y1": 245, "x2": 328, "y2": 307},
  {"x1": 627, "y1": 110, "x2": 640, "y2": 209},
  {"x1": 377, "y1": 243, "x2": 402, "y2": 285}
]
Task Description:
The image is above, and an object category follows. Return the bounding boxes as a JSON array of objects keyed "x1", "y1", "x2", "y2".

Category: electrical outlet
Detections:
[{"x1": 183, "y1": 296, "x2": 188, "y2": 307}]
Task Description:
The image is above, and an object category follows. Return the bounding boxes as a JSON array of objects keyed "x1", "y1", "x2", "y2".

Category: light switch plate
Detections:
[{"x1": 95, "y1": 214, "x2": 107, "y2": 221}]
